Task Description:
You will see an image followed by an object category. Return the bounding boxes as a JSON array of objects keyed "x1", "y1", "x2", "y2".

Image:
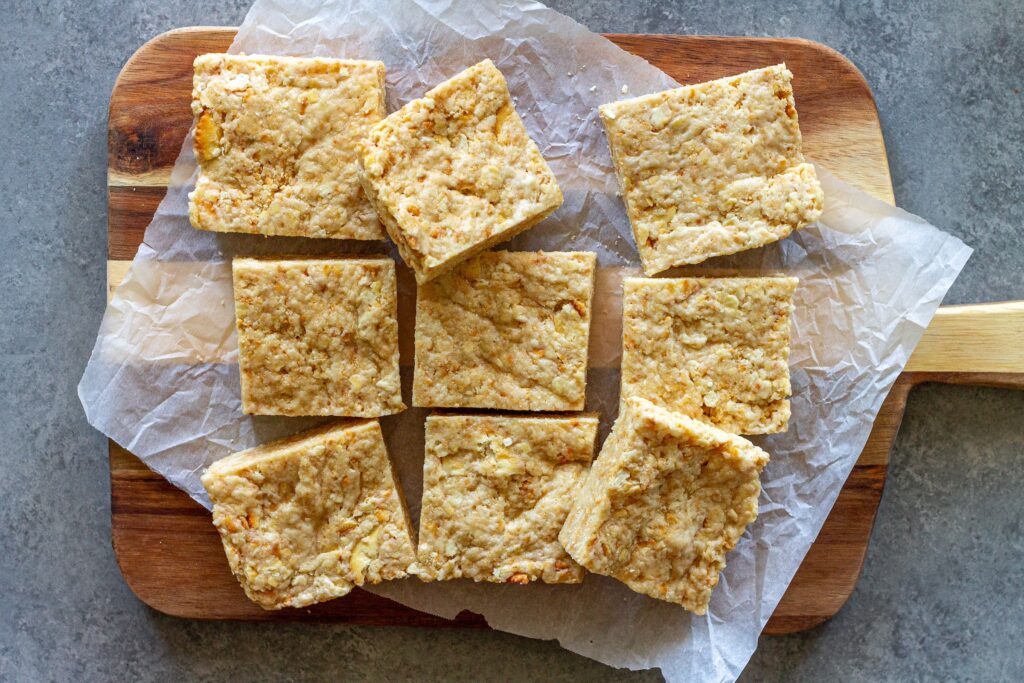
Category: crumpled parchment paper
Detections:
[{"x1": 78, "y1": 1, "x2": 972, "y2": 680}]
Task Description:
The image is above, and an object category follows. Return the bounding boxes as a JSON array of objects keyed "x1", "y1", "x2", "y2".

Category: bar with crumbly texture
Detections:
[
  {"x1": 413, "y1": 250, "x2": 596, "y2": 411},
  {"x1": 600, "y1": 64, "x2": 824, "y2": 274},
  {"x1": 358, "y1": 59, "x2": 563, "y2": 283},
  {"x1": 201, "y1": 420, "x2": 417, "y2": 610},
  {"x1": 189, "y1": 54, "x2": 386, "y2": 240},
  {"x1": 412, "y1": 413, "x2": 598, "y2": 584},
  {"x1": 233, "y1": 256, "x2": 404, "y2": 416},
  {"x1": 620, "y1": 276, "x2": 796, "y2": 435},
  {"x1": 559, "y1": 397, "x2": 769, "y2": 614}
]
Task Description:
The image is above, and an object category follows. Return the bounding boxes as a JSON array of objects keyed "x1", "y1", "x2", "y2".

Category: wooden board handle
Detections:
[{"x1": 905, "y1": 300, "x2": 1024, "y2": 388}]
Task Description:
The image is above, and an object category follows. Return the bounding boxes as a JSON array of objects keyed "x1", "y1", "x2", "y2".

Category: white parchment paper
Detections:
[{"x1": 79, "y1": 1, "x2": 972, "y2": 680}]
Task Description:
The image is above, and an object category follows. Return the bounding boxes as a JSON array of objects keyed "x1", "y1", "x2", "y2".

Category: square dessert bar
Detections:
[
  {"x1": 189, "y1": 54, "x2": 387, "y2": 240},
  {"x1": 559, "y1": 397, "x2": 769, "y2": 614},
  {"x1": 413, "y1": 251, "x2": 596, "y2": 411},
  {"x1": 233, "y1": 257, "x2": 404, "y2": 417},
  {"x1": 358, "y1": 59, "x2": 563, "y2": 283},
  {"x1": 621, "y1": 276, "x2": 797, "y2": 435},
  {"x1": 201, "y1": 420, "x2": 417, "y2": 610},
  {"x1": 600, "y1": 64, "x2": 824, "y2": 274},
  {"x1": 413, "y1": 413, "x2": 598, "y2": 584}
]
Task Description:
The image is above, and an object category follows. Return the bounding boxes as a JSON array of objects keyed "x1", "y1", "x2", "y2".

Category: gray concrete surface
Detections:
[{"x1": 1, "y1": 0, "x2": 1022, "y2": 680}]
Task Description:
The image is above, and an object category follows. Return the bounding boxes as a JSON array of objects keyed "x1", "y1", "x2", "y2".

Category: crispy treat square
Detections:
[
  {"x1": 189, "y1": 54, "x2": 386, "y2": 240},
  {"x1": 413, "y1": 251, "x2": 596, "y2": 411},
  {"x1": 559, "y1": 397, "x2": 769, "y2": 614},
  {"x1": 600, "y1": 64, "x2": 824, "y2": 274},
  {"x1": 413, "y1": 413, "x2": 598, "y2": 584},
  {"x1": 621, "y1": 276, "x2": 797, "y2": 435},
  {"x1": 358, "y1": 59, "x2": 563, "y2": 283},
  {"x1": 233, "y1": 257, "x2": 404, "y2": 416},
  {"x1": 201, "y1": 420, "x2": 417, "y2": 610}
]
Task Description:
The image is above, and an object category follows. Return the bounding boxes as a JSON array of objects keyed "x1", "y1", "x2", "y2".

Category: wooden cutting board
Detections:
[{"x1": 106, "y1": 27, "x2": 1024, "y2": 634}]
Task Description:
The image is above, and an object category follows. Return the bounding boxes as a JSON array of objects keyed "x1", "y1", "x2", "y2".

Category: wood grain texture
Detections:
[
  {"x1": 105, "y1": 27, "x2": 1020, "y2": 635},
  {"x1": 906, "y1": 301, "x2": 1024, "y2": 374}
]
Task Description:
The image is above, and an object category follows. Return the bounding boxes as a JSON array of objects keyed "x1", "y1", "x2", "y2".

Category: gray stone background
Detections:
[{"x1": 2, "y1": 0, "x2": 1021, "y2": 680}]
